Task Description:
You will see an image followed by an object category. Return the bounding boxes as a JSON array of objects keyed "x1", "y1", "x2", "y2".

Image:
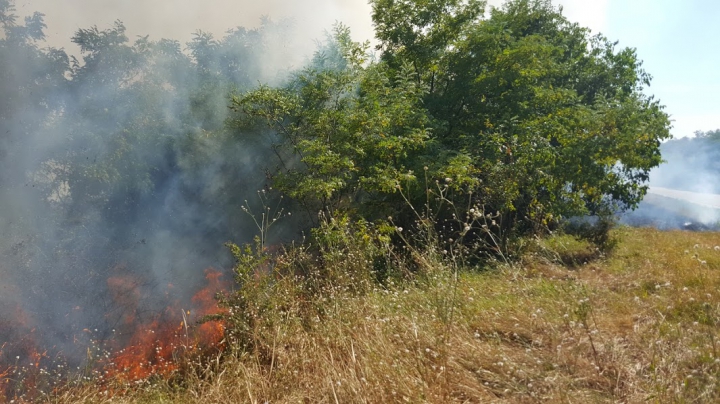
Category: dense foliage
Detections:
[
  {"x1": 0, "y1": 0, "x2": 673, "y2": 326},
  {"x1": 233, "y1": 0, "x2": 671, "y2": 247},
  {"x1": 0, "y1": 0, "x2": 673, "y2": 264}
]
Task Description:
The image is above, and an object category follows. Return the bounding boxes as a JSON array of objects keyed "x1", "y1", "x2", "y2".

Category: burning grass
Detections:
[
  {"x1": 0, "y1": 266, "x2": 229, "y2": 402},
  {"x1": 7, "y1": 227, "x2": 720, "y2": 402}
]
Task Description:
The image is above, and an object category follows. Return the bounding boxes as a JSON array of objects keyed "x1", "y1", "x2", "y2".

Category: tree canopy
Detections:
[
  {"x1": 233, "y1": 0, "x2": 671, "y2": 243},
  {"x1": 0, "y1": 0, "x2": 672, "y2": 259}
]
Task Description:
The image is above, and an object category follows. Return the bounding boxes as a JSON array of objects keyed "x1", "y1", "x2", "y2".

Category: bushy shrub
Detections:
[
  {"x1": 563, "y1": 214, "x2": 619, "y2": 253},
  {"x1": 231, "y1": 1, "x2": 670, "y2": 258},
  {"x1": 214, "y1": 214, "x2": 397, "y2": 352}
]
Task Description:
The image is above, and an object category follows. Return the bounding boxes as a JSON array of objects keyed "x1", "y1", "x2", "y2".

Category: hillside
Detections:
[{"x1": 33, "y1": 227, "x2": 720, "y2": 403}]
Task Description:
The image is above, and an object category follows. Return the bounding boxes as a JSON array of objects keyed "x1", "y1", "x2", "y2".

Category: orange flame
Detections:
[
  {"x1": 192, "y1": 268, "x2": 230, "y2": 344},
  {"x1": 0, "y1": 305, "x2": 46, "y2": 399},
  {"x1": 101, "y1": 268, "x2": 229, "y2": 383},
  {"x1": 0, "y1": 266, "x2": 232, "y2": 397}
]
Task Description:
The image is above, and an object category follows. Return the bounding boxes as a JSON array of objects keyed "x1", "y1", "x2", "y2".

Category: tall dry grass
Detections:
[{"x1": 27, "y1": 227, "x2": 720, "y2": 403}]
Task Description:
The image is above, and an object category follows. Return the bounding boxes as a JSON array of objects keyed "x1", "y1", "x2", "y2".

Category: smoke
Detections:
[
  {"x1": 2, "y1": 0, "x2": 703, "y2": 390},
  {"x1": 0, "y1": 0, "x2": 353, "y2": 384},
  {"x1": 17, "y1": 0, "x2": 374, "y2": 62},
  {"x1": 651, "y1": 134, "x2": 720, "y2": 195},
  {"x1": 621, "y1": 132, "x2": 720, "y2": 230}
]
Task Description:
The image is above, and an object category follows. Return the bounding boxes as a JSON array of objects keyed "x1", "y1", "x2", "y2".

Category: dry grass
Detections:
[{"x1": 30, "y1": 227, "x2": 720, "y2": 403}]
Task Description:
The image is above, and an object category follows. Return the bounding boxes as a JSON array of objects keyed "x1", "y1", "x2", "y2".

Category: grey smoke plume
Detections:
[
  {"x1": 17, "y1": 0, "x2": 374, "y2": 61},
  {"x1": 0, "y1": 0, "x2": 348, "y2": 382},
  {"x1": 622, "y1": 131, "x2": 720, "y2": 229}
]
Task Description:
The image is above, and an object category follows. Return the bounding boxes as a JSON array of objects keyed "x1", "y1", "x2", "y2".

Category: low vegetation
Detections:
[{"x1": 35, "y1": 226, "x2": 720, "y2": 403}]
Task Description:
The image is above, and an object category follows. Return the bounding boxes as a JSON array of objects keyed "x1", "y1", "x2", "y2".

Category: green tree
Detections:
[
  {"x1": 0, "y1": 1, "x2": 69, "y2": 196},
  {"x1": 237, "y1": 0, "x2": 671, "y2": 249},
  {"x1": 372, "y1": 0, "x2": 485, "y2": 78},
  {"x1": 372, "y1": 0, "x2": 671, "y2": 235},
  {"x1": 231, "y1": 25, "x2": 431, "y2": 221}
]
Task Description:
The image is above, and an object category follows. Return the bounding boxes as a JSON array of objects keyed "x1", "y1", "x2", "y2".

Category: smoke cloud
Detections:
[
  {"x1": 18, "y1": 0, "x2": 374, "y2": 61},
  {"x1": 623, "y1": 133, "x2": 720, "y2": 230},
  {"x1": 0, "y1": 0, "x2": 359, "y2": 384}
]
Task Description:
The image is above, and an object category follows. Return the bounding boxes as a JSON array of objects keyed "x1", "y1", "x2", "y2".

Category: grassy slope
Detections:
[{"x1": 51, "y1": 228, "x2": 720, "y2": 403}]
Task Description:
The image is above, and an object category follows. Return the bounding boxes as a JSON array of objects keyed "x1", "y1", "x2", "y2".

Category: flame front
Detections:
[
  {"x1": 101, "y1": 268, "x2": 229, "y2": 383},
  {"x1": 1, "y1": 266, "x2": 231, "y2": 397}
]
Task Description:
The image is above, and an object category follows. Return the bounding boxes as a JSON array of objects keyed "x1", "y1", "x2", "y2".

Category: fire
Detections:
[
  {"x1": 103, "y1": 317, "x2": 183, "y2": 381},
  {"x1": 0, "y1": 266, "x2": 232, "y2": 398},
  {"x1": 101, "y1": 268, "x2": 229, "y2": 383},
  {"x1": 192, "y1": 268, "x2": 230, "y2": 344},
  {"x1": 0, "y1": 304, "x2": 46, "y2": 400},
  {"x1": 106, "y1": 275, "x2": 142, "y2": 327},
  {"x1": 0, "y1": 343, "x2": 9, "y2": 398}
]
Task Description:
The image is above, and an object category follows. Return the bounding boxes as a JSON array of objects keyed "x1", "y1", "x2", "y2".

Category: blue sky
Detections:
[{"x1": 20, "y1": 0, "x2": 718, "y2": 138}]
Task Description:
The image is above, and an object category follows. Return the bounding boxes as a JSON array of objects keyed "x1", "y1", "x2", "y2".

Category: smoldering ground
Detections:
[{"x1": 0, "y1": 0, "x2": 336, "y2": 379}]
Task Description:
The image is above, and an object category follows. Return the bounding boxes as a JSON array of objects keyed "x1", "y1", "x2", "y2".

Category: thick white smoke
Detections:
[
  {"x1": 19, "y1": 0, "x2": 375, "y2": 63},
  {"x1": 0, "y1": 0, "x2": 344, "y2": 381}
]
